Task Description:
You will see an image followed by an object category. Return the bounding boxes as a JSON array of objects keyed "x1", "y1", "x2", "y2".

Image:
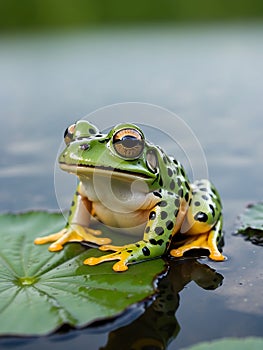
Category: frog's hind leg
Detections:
[
  {"x1": 207, "y1": 217, "x2": 225, "y2": 260},
  {"x1": 170, "y1": 179, "x2": 225, "y2": 261},
  {"x1": 170, "y1": 218, "x2": 225, "y2": 261}
]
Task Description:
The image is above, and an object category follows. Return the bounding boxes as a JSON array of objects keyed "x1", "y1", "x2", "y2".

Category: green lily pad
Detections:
[
  {"x1": 0, "y1": 211, "x2": 165, "y2": 336},
  {"x1": 182, "y1": 337, "x2": 263, "y2": 350},
  {"x1": 235, "y1": 202, "x2": 263, "y2": 246}
]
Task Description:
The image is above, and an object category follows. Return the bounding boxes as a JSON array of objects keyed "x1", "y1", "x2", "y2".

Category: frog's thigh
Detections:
[
  {"x1": 170, "y1": 180, "x2": 225, "y2": 261},
  {"x1": 181, "y1": 180, "x2": 220, "y2": 235}
]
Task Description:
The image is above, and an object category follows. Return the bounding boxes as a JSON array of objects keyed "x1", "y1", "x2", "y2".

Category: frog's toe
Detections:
[
  {"x1": 84, "y1": 250, "x2": 130, "y2": 272},
  {"x1": 84, "y1": 255, "x2": 129, "y2": 272},
  {"x1": 99, "y1": 244, "x2": 122, "y2": 252},
  {"x1": 84, "y1": 256, "x2": 101, "y2": 266},
  {"x1": 112, "y1": 261, "x2": 129, "y2": 272},
  {"x1": 84, "y1": 251, "x2": 121, "y2": 266},
  {"x1": 48, "y1": 243, "x2": 64, "y2": 252},
  {"x1": 34, "y1": 229, "x2": 67, "y2": 245},
  {"x1": 34, "y1": 237, "x2": 46, "y2": 245},
  {"x1": 87, "y1": 228, "x2": 102, "y2": 236},
  {"x1": 209, "y1": 251, "x2": 226, "y2": 261},
  {"x1": 96, "y1": 237, "x2": 112, "y2": 245},
  {"x1": 169, "y1": 248, "x2": 184, "y2": 258}
]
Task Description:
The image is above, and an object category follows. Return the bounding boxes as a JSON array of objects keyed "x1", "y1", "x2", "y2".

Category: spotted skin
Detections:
[
  {"x1": 85, "y1": 158, "x2": 224, "y2": 271},
  {"x1": 170, "y1": 179, "x2": 224, "y2": 260},
  {"x1": 85, "y1": 190, "x2": 187, "y2": 271},
  {"x1": 34, "y1": 121, "x2": 225, "y2": 272}
]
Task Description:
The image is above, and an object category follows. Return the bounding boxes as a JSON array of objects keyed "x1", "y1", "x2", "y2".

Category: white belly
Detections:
[
  {"x1": 92, "y1": 201, "x2": 148, "y2": 236},
  {"x1": 79, "y1": 176, "x2": 152, "y2": 236}
]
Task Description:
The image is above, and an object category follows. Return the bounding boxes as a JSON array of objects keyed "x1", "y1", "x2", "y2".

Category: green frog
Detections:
[{"x1": 34, "y1": 121, "x2": 225, "y2": 272}]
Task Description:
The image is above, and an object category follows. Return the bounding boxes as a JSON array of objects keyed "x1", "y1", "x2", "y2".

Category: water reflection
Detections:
[{"x1": 101, "y1": 259, "x2": 223, "y2": 350}]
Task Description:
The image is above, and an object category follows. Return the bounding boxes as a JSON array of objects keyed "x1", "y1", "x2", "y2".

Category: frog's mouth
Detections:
[{"x1": 59, "y1": 163, "x2": 153, "y2": 182}]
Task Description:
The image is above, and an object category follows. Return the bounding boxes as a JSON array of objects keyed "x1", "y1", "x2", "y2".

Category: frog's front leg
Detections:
[
  {"x1": 34, "y1": 184, "x2": 111, "y2": 251},
  {"x1": 84, "y1": 192, "x2": 187, "y2": 272}
]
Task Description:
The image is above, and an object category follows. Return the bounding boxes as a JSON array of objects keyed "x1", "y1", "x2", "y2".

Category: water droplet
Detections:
[{"x1": 17, "y1": 276, "x2": 37, "y2": 286}]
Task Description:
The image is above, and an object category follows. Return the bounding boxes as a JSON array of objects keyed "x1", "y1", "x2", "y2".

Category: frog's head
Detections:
[{"x1": 59, "y1": 120, "x2": 163, "y2": 184}]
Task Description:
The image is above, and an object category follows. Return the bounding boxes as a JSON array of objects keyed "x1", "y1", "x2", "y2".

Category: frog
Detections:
[{"x1": 34, "y1": 120, "x2": 225, "y2": 272}]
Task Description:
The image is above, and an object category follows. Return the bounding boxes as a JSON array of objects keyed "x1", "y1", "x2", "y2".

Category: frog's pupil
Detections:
[
  {"x1": 113, "y1": 133, "x2": 144, "y2": 159},
  {"x1": 121, "y1": 136, "x2": 140, "y2": 148}
]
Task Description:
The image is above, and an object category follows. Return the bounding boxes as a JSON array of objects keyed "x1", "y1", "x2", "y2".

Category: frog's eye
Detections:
[
  {"x1": 64, "y1": 124, "x2": 76, "y2": 145},
  {"x1": 113, "y1": 128, "x2": 144, "y2": 159}
]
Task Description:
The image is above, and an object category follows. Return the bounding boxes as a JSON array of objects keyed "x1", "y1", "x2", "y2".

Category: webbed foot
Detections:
[
  {"x1": 84, "y1": 243, "x2": 140, "y2": 272},
  {"x1": 99, "y1": 244, "x2": 122, "y2": 252},
  {"x1": 170, "y1": 233, "x2": 226, "y2": 261},
  {"x1": 34, "y1": 224, "x2": 111, "y2": 251},
  {"x1": 84, "y1": 248, "x2": 131, "y2": 272}
]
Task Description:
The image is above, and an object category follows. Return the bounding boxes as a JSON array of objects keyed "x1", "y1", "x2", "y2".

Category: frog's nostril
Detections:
[{"x1": 80, "y1": 144, "x2": 89, "y2": 151}]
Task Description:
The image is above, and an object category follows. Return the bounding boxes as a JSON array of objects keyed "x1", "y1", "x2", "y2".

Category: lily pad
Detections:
[
  {"x1": 182, "y1": 337, "x2": 263, "y2": 350},
  {"x1": 235, "y1": 202, "x2": 263, "y2": 246},
  {"x1": 0, "y1": 211, "x2": 165, "y2": 336}
]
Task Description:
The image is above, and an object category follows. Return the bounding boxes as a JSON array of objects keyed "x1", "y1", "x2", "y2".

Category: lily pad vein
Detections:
[{"x1": 0, "y1": 250, "x2": 19, "y2": 278}]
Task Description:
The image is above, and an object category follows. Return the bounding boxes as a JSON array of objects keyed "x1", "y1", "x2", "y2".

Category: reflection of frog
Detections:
[
  {"x1": 35, "y1": 121, "x2": 225, "y2": 271},
  {"x1": 100, "y1": 259, "x2": 224, "y2": 350}
]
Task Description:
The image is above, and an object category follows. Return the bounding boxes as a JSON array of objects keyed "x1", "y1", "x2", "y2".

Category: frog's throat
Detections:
[{"x1": 59, "y1": 163, "x2": 153, "y2": 182}]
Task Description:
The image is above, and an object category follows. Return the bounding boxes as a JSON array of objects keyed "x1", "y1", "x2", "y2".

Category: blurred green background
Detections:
[{"x1": 1, "y1": 0, "x2": 263, "y2": 33}]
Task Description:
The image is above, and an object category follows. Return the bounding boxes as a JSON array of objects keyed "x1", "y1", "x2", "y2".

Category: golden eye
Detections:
[
  {"x1": 64, "y1": 123, "x2": 76, "y2": 145},
  {"x1": 113, "y1": 128, "x2": 144, "y2": 159}
]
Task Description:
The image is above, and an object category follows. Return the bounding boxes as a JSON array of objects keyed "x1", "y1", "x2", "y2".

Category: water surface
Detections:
[{"x1": 0, "y1": 24, "x2": 262, "y2": 349}]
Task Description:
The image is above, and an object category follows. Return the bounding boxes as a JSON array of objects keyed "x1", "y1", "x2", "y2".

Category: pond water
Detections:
[{"x1": 0, "y1": 23, "x2": 262, "y2": 349}]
